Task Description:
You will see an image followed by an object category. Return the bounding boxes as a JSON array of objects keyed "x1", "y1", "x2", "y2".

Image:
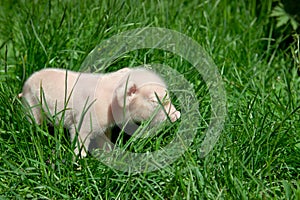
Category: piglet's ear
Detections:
[{"x1": 115, "y1": 80, "x2": 137, "y2": 107}]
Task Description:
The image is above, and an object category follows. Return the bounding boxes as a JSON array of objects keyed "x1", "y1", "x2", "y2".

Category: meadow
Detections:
[{"x1": 0, "y1": 0, "x2": 299, "y2": 199}]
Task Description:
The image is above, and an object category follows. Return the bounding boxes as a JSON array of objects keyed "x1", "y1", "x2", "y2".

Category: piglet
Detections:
[{"x1": 20, "y1": 68, "x2": 180, "y2": 157}]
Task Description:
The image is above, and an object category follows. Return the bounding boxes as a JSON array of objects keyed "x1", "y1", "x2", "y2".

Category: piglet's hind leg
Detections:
[{"x1": 22, "y1": 94, "x2": 43, "y2": 125}]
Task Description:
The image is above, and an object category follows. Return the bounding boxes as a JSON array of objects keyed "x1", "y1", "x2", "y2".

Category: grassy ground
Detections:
[{"x1": 0, "y1": 0, "x2": 300, "y2": 199}]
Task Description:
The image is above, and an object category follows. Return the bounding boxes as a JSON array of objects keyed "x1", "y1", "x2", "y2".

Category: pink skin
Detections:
[
  {"x1": 126, "y1": 84, "x2": 180, "y2": 124},
  {"x1": 20, "y1": 68, "x2": 180, "y2": 157}
]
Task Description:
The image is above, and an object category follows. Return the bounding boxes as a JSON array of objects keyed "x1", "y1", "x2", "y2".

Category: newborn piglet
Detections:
[{"x1": 20, "y1": 68, "x2": 180, "y2": 157}]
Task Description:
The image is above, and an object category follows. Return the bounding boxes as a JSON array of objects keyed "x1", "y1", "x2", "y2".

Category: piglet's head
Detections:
[{"x1": 112, "y1": 69, "x2": 180, "y2": 127}]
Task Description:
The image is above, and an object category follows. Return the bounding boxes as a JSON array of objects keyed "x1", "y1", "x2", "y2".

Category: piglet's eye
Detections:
[
  {"x1": 162, "y1": 99, "x2": 170, "y2": 106},
  {"x1": 150, "y1": 98, "x2": 169, "y2": 106}
]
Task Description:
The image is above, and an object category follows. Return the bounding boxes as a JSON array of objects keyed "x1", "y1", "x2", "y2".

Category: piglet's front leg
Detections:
[{"x1": 69, "y1": 127, "x2": 91, "y2": 158}]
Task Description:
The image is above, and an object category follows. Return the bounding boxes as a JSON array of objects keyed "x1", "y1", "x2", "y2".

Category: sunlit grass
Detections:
[{"x1": 0, "y1": 0, "x2": 299, "y2": 199}]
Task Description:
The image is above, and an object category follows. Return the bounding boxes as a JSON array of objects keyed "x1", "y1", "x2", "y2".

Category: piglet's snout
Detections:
[
  {"x1": 165, "y1": 103, "x2": 181, "y2": 122},
  {"x1": 170, "y1": 110, "x2": 181, "y2": 122}
]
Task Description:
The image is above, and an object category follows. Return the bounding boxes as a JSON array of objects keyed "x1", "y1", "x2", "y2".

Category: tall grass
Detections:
[{"x1": 0, "y1": 0, "x2": 299, "y2": 199}]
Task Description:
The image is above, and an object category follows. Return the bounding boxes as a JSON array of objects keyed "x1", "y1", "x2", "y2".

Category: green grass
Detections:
[{"x1": 0, "y1": 0, "x2": 300, "y2": 199}]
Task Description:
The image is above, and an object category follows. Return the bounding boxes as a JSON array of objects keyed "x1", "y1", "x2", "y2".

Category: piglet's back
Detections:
[{"x1": 22, "y1": 68, "x2": 79, "y2": 98}]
